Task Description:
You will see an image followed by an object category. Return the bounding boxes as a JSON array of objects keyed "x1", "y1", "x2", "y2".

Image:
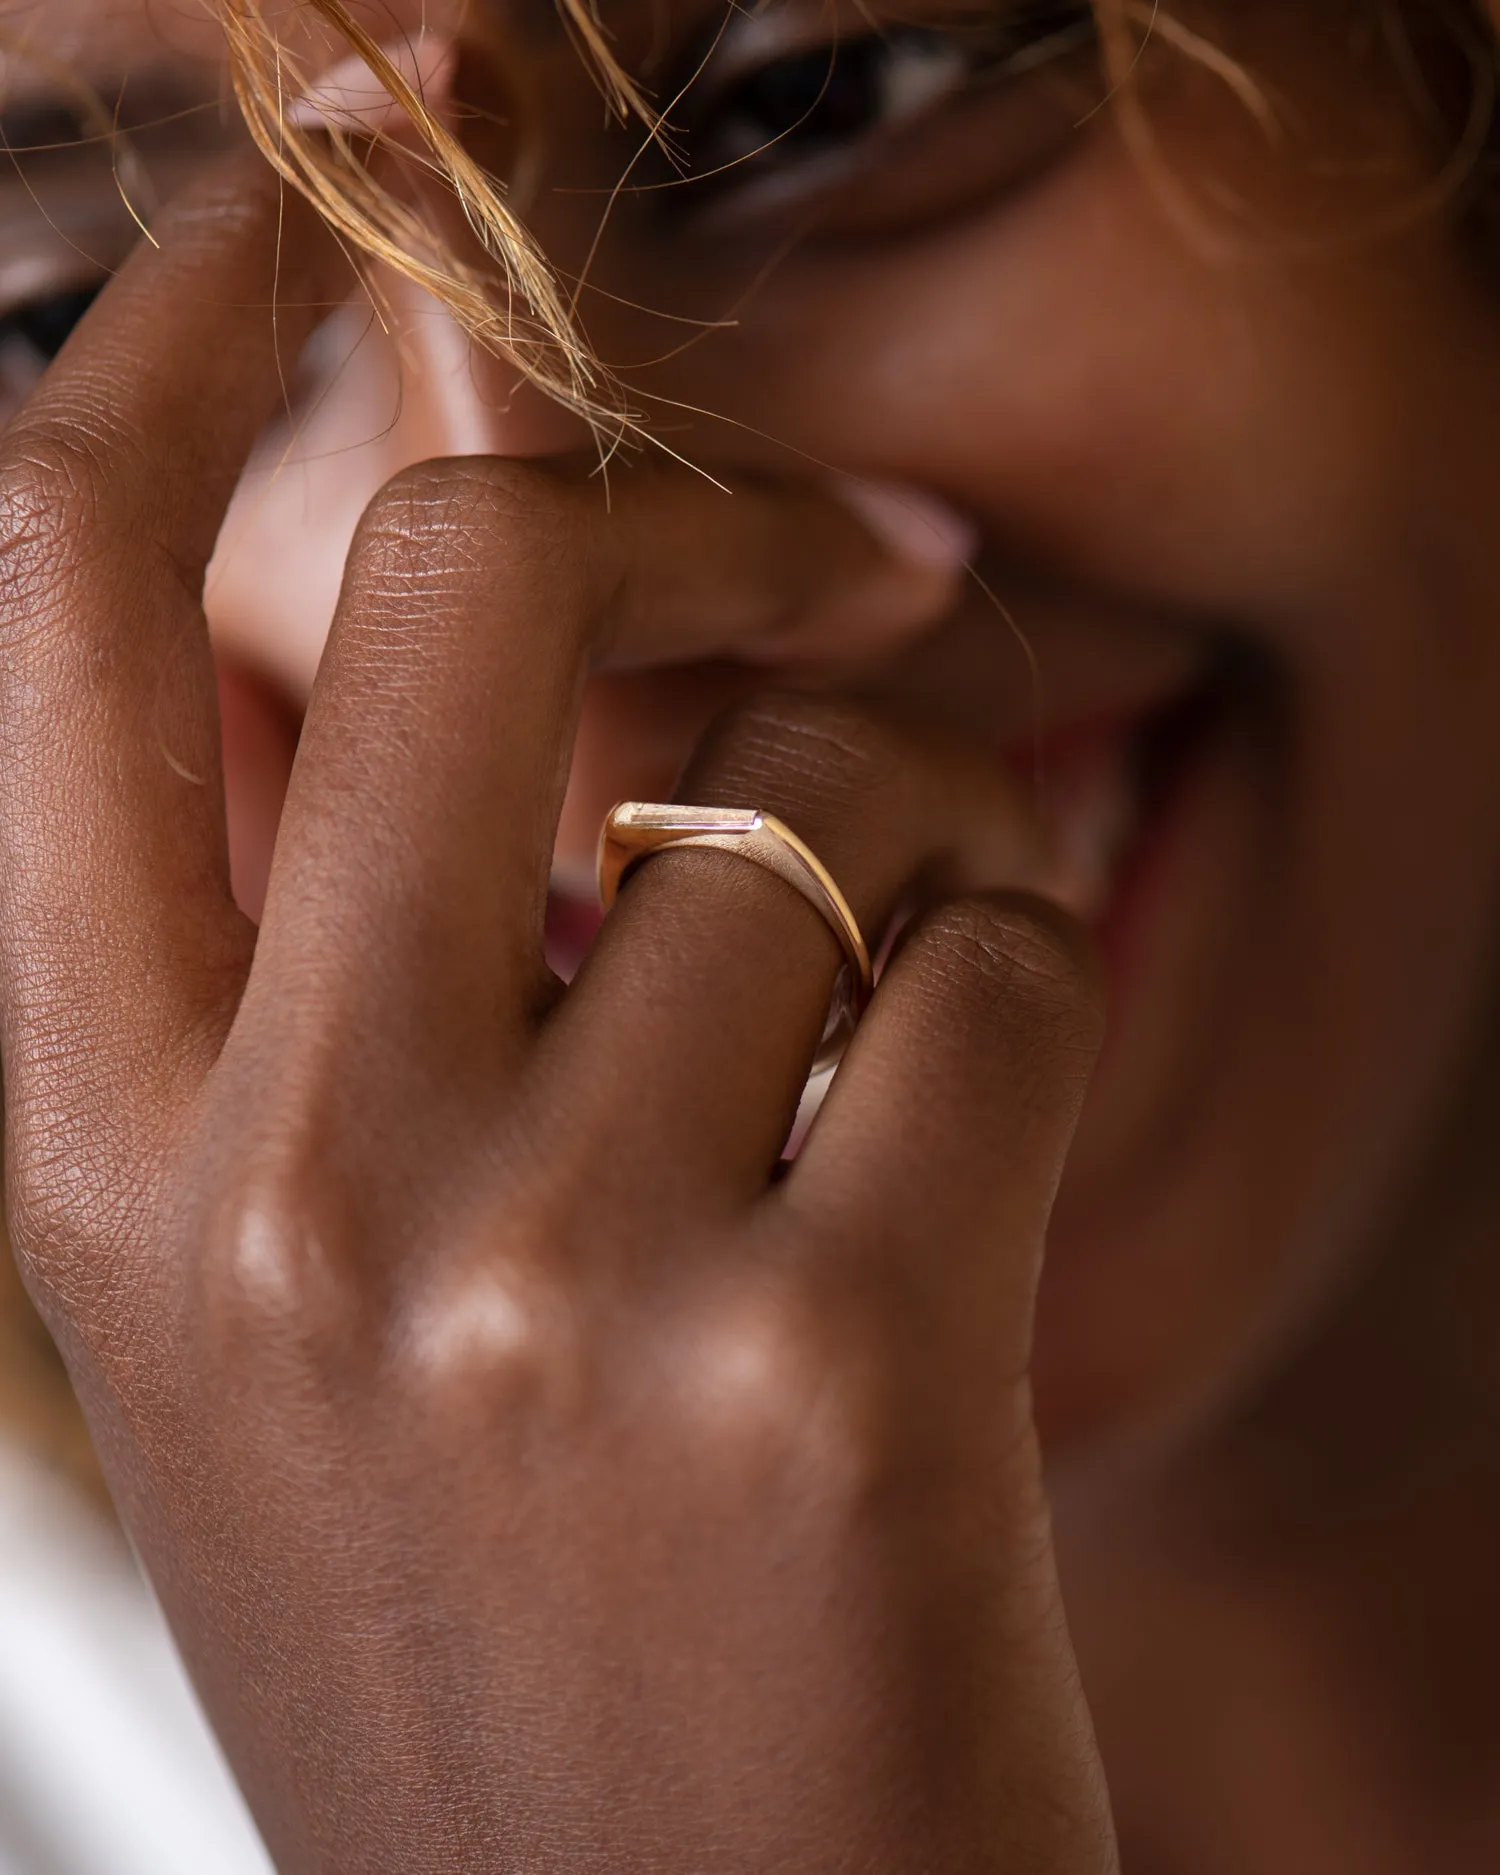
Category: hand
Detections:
[{"x1": 0, "y1": 158, "x2": 1117, "y2": 1874}]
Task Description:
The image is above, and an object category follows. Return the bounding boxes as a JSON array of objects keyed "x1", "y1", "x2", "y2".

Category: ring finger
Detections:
[{"x1": 531, "y1": 691, "x2": 1046, "y2": 1208}]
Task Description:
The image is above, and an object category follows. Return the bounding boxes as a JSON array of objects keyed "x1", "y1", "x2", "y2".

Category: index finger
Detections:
[{"x1": 0, "y1": 156, "x2": 344, "y2": 1170}]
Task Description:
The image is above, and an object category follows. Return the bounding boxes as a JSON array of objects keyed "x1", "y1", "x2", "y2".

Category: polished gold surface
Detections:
[{"x1": 598, "y1": 802, "x2": 874, "y2": 1073}]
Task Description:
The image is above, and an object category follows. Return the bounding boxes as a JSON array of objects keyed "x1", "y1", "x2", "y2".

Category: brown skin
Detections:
[
  {"x1": 4, "y1": 0, "x2": 1500, "y2": 1869},
  {"x1": 0, "y1": 164, "x2": 1113, "y2": 1872}
]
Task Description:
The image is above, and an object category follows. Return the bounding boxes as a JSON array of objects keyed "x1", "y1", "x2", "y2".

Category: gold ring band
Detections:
[{"x1": 597, "y1": 802, "x2": 873, "y2": 1073}]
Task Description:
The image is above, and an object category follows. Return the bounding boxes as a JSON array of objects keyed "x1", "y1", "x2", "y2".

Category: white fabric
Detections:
[{"x1": 0, "y1": 1444, "x2": 272, "y2": 1875}]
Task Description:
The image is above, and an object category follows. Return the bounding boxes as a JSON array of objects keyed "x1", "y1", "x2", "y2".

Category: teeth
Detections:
[
  {"x1": 544, "y1": 891, "x2": 605, "y2": 982},
  {"x1": 1031, "y1": 732, "x2": 1143, "y2": 923}
]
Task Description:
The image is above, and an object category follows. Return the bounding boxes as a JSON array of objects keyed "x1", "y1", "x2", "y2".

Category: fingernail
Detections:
[
  {"x1": 828, "y1": 477, "x2": 979, "y2": 572},
  {"x1": 288, "y1": 32, "x2": 455, "y2": 137}
]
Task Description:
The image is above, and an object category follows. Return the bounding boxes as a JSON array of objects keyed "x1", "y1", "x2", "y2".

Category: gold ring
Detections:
[{"x1": 597, "y1": 802, "x2": 874, "y2": 1074}]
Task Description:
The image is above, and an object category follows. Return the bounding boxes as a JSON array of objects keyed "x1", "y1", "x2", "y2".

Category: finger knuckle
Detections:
[
  {"x1": 0, "y1": 425, "x2": 108, "y2": 613},
  {"x1": 0, "y1": 410, "x2": 217, "y2": 638},
  {"x1": 662, "y1": 1263, "x2": 896, "y2": 1502},
  {"x1": 349, "y1": 457, "x2": 585, "y2": 612},
  {"x1": 910, "y1": 896, "x2": 1103, "y2": 1040},
  {"x1": 697, "y1": 690, "x2": 903, "y2": 821},
  {"x1": 6, "y1": 1130, "x2": 162, "y2": 1362},
  {"x1": 392, "y1": 1224, "x2": 586, "y2": 1425},
  {"x1": 194, "y1": 1157, "x2": 367, "y2": 1374},
  {"x1": 4, "y1": 1026, "x2": 176, "y2": 1276}
]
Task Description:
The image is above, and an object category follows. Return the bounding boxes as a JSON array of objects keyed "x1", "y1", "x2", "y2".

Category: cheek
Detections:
[
  {"x1": 624, "y1": 130, "x2": 1491, "y2": 634},
  {"x1": 591, "y1": 124, "x2": 1500, "y2": 1451}
]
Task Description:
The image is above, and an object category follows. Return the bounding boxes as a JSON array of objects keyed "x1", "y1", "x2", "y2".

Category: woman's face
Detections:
[{"x1": 14, "y1": 0, "x2": 1500, "y2": 1457}]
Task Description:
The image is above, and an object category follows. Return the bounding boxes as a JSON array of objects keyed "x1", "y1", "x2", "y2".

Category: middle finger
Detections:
[{"x1": 244, "y1": 457, "x2": 961, "y2": 1088}]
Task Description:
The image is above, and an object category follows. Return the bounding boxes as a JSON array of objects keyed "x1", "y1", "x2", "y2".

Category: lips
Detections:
[
  {"x1": 1014, "y1": 647, "x2": 1252, "y2": 1031},
  {"x1": 542, "y1": 645, "x2": 1236, "y2": 994},
  {"x1": 544, "y1": 889, "x2": 606, "y2": 983},
  {"x1": 1010, "y1": 716, "x2": 1145, "y2": 927}
]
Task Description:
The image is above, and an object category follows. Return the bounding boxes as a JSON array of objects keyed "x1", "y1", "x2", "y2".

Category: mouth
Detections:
[
  {"x1": 543, "y1": 638, "x2": 1258, "y2": 1003},
  {"x1": 1024, "y1": 640, "x2": 1260, "y2": 1017},
  {"x1": 544, "y1": 887, "x2": 607, "y2": 984}
]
